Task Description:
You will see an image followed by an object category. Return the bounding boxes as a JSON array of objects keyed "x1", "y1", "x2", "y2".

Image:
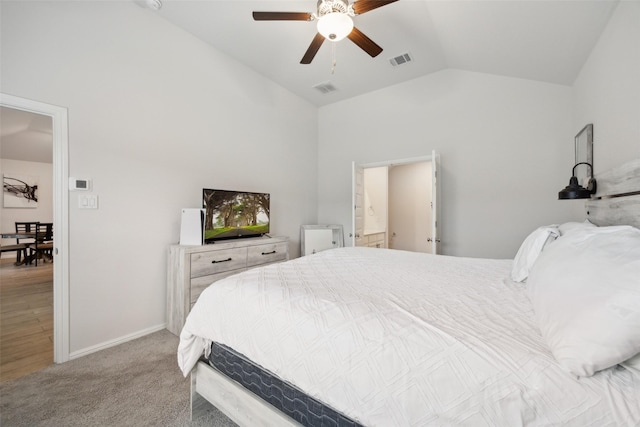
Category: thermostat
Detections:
[{"x1": 69, "y1": 177, "x2": 91, "y2": 191}]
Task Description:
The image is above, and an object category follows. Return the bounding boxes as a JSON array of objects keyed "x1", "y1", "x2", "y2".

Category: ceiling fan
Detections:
[{"x1": 253, "y1": 0, "x2": 399, "y2": 64}]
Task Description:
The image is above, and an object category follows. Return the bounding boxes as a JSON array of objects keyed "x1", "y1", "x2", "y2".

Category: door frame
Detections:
[
  {"x1": 1, "y1": 93, "x2": 70, "y2": 363},
  {"x1": 352, "y1": 153, "x2": 440, "y2": 253}
]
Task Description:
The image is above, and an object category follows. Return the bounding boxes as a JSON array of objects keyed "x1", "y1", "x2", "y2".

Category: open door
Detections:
[
  {"x1": 430, "y1": 150, "x2": 441, "y2": 254},
  {"x1": 351, "y1": 162, "x2": 365, "y2": 246},
  {"x1": 352, "y1": 153, "x2": 441, "y2": 253}
]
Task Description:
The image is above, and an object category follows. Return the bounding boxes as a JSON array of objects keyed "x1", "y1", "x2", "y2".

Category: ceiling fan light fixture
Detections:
[
  {"x1": 145, "y1": 0, "x2": 162, "y2": 11},
  {"x1": 317, "y1": 13, "x2": 354, "y2": 41}
]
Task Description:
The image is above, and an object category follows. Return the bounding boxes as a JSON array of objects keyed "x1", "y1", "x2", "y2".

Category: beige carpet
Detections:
[{"x1": 0, "y1": 329, "x2": 236, "y2": 426}]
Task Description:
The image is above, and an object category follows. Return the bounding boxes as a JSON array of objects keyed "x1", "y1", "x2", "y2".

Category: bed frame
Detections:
[
  {"x1": 191, "y1": 360, "x2": 301, "y2": 426},
  {"x1": 190, "y1": 157, "x2": 640, "y2": 426}
]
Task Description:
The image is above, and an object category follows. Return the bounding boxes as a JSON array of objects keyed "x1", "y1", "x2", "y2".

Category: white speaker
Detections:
[{"x1": 179, "y1": 208, "x2": 205, "y2": 245}]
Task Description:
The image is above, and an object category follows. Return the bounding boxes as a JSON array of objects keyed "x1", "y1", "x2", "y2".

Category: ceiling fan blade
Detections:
[
  {"x1": 347, "y1": 27, "x2": 383, "y2": 58},
  {"x1": 352, "y1": 0, "x2": 399, "y2": 15},
  {"x1": 252, "y1": 11, "x2": 313, "y2": 21},
  {"x1": 301, "y1": 33, "x2": 325, "y2": 64}
]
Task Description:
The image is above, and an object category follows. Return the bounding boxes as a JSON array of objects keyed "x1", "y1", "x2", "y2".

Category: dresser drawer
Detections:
[
  {"x1": 190, "y1": 248, "x2": 247, "y2": 278},
  {"x1": 247, "y1": 241, "x2": 288, "y2": 266},
  {"x1": 167, "y1": 236, "x2": 289, "y2": 336},
  {"x1": 190, "y1": 269, "x2": 246, "y2": 304}
]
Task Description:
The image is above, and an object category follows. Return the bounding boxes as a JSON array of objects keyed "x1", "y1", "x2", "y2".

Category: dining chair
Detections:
[
  {"x1": 8, "y1": 222, "x2": 39, "y2": 265},
  {"x1": 29, "y1": 223, "x2": 53, "y2": 266}
]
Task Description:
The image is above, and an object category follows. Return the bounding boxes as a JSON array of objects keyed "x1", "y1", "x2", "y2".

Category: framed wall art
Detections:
[{"x1": 3, "y1": 174, "x2": 38, "y2": 208}]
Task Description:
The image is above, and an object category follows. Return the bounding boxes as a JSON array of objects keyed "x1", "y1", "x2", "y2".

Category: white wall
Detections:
[
  {"x1": 0, "y1": 159, "x2": 53, "y2": 253},
  {"x1": 572, "y1": 1, "x2": 640, "y2": 173},
  {"x1": 318, "y1": 0, "x2": 640, "y2": 259},
  {"x1": 1, "y1": 2, "x2": 318, "y2": 355},
  {"x1": 318, "y1": 69, "x2": 576, "y2": 258},
  {"x1": 2, "y1": 0, "x2": 636, "y2": 357}
]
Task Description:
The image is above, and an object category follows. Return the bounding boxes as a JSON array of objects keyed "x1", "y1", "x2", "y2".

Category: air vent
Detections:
[
  {"x1": 313, "y1": 81, "x2": 338, "y2": 94},
  {"x1": 389, "y1": 53, "x2": 413, "y2": 67}
]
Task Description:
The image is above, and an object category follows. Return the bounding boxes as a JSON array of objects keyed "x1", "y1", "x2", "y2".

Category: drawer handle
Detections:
[
  {"x1": 261, "y1": 250, "x2": 276, "y2": 255},
  {"x1": 211, "y1": 257, "x2": 232, "y2": 264}
]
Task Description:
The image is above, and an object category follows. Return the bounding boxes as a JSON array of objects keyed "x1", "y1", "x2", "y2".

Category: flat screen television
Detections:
[{"x1": 202, "y1": 189, "x2": 270, "y2": 243}]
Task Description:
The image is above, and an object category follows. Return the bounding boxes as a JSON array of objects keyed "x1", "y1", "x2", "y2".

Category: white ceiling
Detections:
[
  {"x1": 0, "y1": 1, "x2": 620, "y2": 164},
  {"x1": 150, "y1": 0, "x2": 619, "y2": 107},
  {"x1": 0, "y1": 107, "x2": 53, "y2": 164}
]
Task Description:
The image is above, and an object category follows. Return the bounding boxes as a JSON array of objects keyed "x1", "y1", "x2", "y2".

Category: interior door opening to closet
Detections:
[{"x1": 352, "y1": 151, "x2": 440, "y2": 254}]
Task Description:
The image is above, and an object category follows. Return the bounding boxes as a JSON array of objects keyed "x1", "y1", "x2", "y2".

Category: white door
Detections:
[
  {"x1": 351, "y1": 162, "x2": 365, "y2": 246},
  {"x1": 388, "y1": 162, "x2": 432, "y2": 252},
  {"x1": 430, "y1": 150, "x2": 441, "y2": 254}
]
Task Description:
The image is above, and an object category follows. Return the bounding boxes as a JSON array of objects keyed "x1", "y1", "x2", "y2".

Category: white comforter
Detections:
[{"x1": 178, "y1": 247, "x2": 640, "y2": 426}]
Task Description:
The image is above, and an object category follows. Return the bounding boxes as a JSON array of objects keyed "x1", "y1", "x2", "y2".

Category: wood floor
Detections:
[{"x1": 0, "y1": 256, "x2": 53, "y2": 382}]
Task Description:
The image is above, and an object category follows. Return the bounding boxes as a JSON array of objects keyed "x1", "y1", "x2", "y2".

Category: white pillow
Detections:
[
  {"x1": 511, "y1": 226, "x2": 559, "y2": 282},
  {"x1": 622, "y1": 353, "x2": 640, "y2": 375},
  {"x1": 527, "y1": 225, "x2": 640, "y2": 377},
  {"x1": 558, "y1": 219, "x2": 596, "y2": 236}
]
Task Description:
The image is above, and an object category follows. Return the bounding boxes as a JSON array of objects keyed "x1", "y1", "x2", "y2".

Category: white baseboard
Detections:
[{"x1": 69, "y1": 323, "x2": 167, "y2": 360}]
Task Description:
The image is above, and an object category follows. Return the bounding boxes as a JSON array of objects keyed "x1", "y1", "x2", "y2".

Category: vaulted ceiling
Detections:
[
  {"x1": 0, "y1": 1, "x2": 621, "y2": 165},
  {"x1": 150, "y1": 0, "x2": 619, "y2": 106}
]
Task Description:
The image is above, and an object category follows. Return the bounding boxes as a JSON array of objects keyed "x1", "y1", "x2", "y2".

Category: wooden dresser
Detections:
[{"x1": 166, "y1": 236, "x2": 289, "y2": 335}]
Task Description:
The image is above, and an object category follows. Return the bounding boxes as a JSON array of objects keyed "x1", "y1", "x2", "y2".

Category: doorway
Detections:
[
  {"x1": 0, "y1": 93, "x2": 70, "y2": 369},
  {"x1": 1, "y1": 107, "x2": 53, "y2": 380},
  {"x1": 352, "y1": 152, "x2": 440, "y2": 254}
]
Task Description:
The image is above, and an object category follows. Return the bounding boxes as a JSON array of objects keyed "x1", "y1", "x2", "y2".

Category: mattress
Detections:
[
  {"x1": 178, "y1": 247, "x2": 640, "y2": 426},
  {"x1": 209, "y1": 341, "x2": 362, "y2": 426}
]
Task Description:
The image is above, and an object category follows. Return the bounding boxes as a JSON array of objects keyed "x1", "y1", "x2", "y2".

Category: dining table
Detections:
[{"x1": 1, "y1": 231, "x2": 37, "y2": 239}]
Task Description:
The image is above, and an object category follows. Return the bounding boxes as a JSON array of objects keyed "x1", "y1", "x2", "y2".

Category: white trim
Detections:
[
  {"x1": 0, "y1": 93, "x2": 70, "y2": 363},
  {"x1": 69, "y1": 323, "x2": 167, "y2": 360},
  {"x1": 359, "y1": 154, "x2": 434, "y2": 169},
  {"x1": 431, "y1": 150, "x2": 441, "y2": 254}
]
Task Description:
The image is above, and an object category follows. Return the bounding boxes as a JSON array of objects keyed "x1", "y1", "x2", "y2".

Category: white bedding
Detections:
[{"x1": 178, "y1": 247, "x2": 640, "y2": 426}]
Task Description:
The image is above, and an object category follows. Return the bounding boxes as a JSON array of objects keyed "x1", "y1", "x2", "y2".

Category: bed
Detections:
[{"x1": 177, "y1": 158, "x2": 640, "y2": 426}]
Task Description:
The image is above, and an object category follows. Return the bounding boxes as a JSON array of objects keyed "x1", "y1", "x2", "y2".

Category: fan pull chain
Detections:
[{"x1": 331, "y1": 42, "x2": 337, "y2": 74}]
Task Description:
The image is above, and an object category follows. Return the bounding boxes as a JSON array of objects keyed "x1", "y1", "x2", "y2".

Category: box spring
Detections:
[{"x1": 208, "y1": 342, "x2": 362, "y2": 427}]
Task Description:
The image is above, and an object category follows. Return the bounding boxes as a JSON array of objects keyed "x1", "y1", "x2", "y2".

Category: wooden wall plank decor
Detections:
[
  {"x1": 586, "y1": 158, "x2": 640, "y2": 228},
  {"x1": 586, "y1": 197, "x2": 640, "y2": 228},
  {"x1": 592, "y1": 158, "x2": 640, "y2": 197}
]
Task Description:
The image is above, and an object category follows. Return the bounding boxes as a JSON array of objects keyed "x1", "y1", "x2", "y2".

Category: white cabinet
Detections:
[
  {"x1": 166, "y1": 236, "x2": 289, "y2": 335},
  {"x1": 300, "y1": 224, "x2": 344, "y2": 256},
  {"x1": 365, "y1": 232, "x2": 386, "y2": 248}
]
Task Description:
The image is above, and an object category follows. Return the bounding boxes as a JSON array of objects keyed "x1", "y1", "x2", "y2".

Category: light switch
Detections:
[{"x1": 78, "y1": 194, "x2": 98, "y2": 209}]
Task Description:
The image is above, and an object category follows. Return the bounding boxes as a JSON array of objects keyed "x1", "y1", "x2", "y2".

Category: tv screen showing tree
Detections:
[{"x1": 202, "y1": 189, "x2": 270, "y2": 242}]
